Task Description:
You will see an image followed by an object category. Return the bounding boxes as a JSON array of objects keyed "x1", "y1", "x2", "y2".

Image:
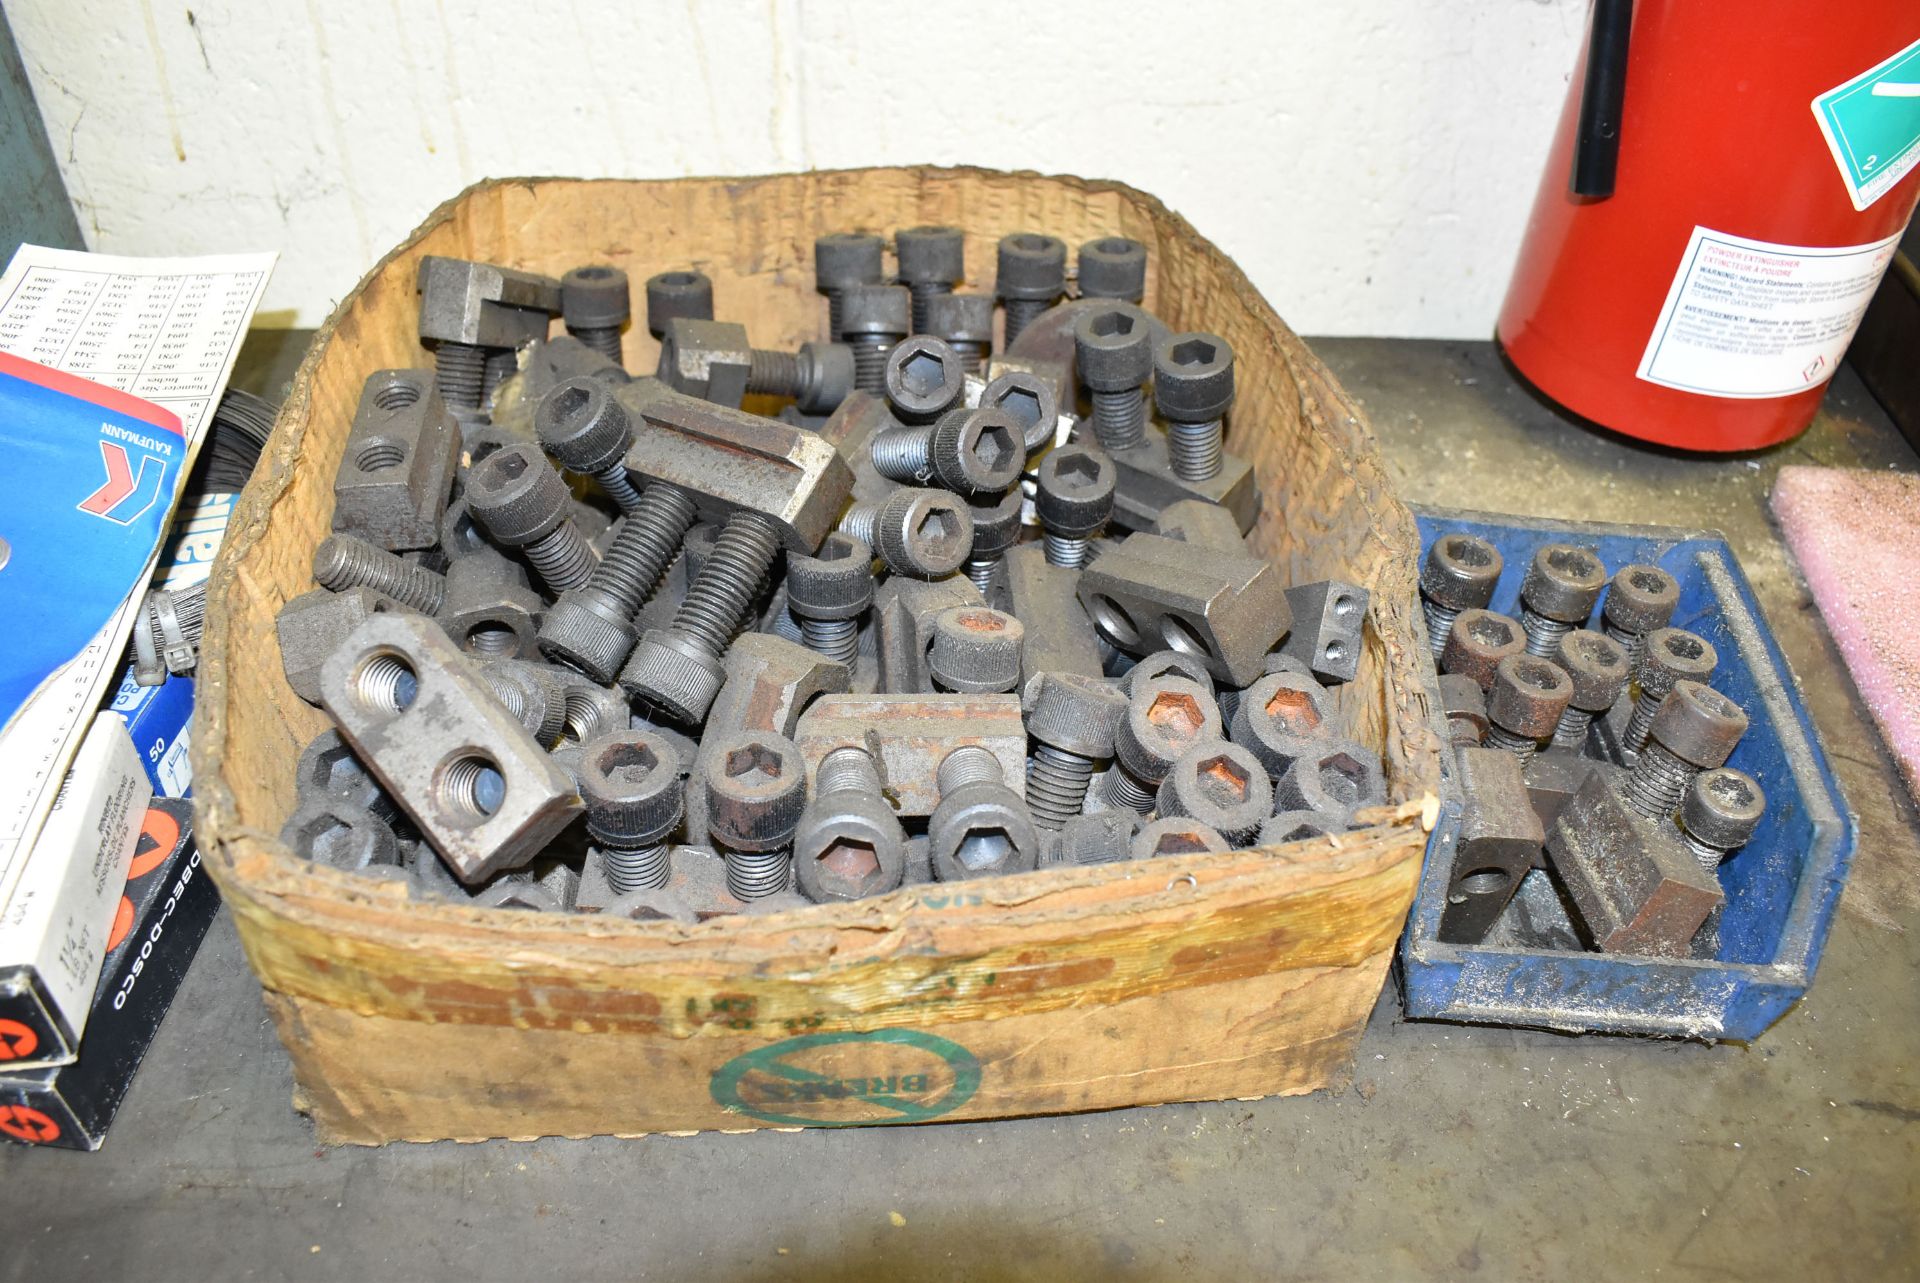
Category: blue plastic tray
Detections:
[{"x1": 1397, "y1": 507, "x2": 1855, "y2": 1041}]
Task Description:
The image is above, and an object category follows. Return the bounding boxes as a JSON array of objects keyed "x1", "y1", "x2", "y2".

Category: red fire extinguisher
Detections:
[{"x1": 1499, "y1": 1, "x2": 1920, "y2": 452}]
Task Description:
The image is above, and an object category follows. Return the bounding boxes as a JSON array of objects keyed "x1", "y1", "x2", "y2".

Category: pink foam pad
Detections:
[{"x1": 1771, "y1": 465, "x2": 1920, "y2": 801}]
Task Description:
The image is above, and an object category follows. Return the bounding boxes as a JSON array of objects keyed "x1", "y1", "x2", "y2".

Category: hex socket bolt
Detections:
[
  {"x1": 1621, "y1": 681, "x2": 1747, "y2": 820},
  {"x1": 1483, "y1": 654, "x2": 1574, "y2": 764},
  {"x1": 1227, "y1": 671, "x2": 1333, "y2": 779},
  {"x1": 1517, "y1": 543, "x2": 1607, "y2": 658},
  {"x1": 1035, "y1": 444, "x2": 1118, "y2": 569},
  {"x1": 1107, "y1": 676, "x2": 1222, "y2": 813},
  {"x1": 928, "y1": 606, "x2": 1025, "y2": 694},
  {"x1": 1154, "y1": 333, "x2": 1235, "y2": 483},
  {"x1": 1132, "y1": 816, "x2": 1230, "y2": 860},
  {"x1": 996, "y1": 232, "x2": 1068, "y2": 346},
  {"x1": 871, "y1": 405, "x2": 1028, "y2": 497},
  {"x1": 621, "y1": 511, "x2": 783, "y2": 724},
  {"x1": 982, "y1": 370, "x2": 1062, "y2": 457},
  {"x1": 560, "y1": 265, "x2": 630, "y2": 365},
  {"x1": 880, "y1": 335, "x2": 967, "y2": 423},
  {"x1": 814, "y1": 232, "x2": 885, "y2": 340},
  {"x1": 925, "y1": 293, "x2": 995, "y2": 374},
  {"x1": 895, "y1": 225, "x2": 966, "y2": 334},
  {"x1": 785, "y1": 533, "x2": 874, "y2": 665},
  {"x1": 838, "y1": 283, "x2": 913, "y2": 393},
  {"x1": 416, "y1": 257, "x2": 560, "y2": 413},
  {"x1": 1548, "y1": 629, "x2": 1631, "y2": 750},
  {"x1": 964, "y1": 487, "x2": 1025, "y2": 595},
  {"x1": 705, "y1": 731, "x2": 809, "y2": 901},
  {"x1": 1439, "y1": 608, "x2": 1527, "y2": 693},
  {"x1": 1681, "y1": 767, "x2": 1766, "y2": 872},
  {"x1": 312, "y1": 533, "x2": 448, "y2": 615},
  {"x1": 794, "y1": 746, "x2": 907, "y2": 902},
  {"x1": 579, "y1": 730, "x2": 685, "y2": 893},
  {"x1": 1021, "y1": 671, "x2": 1127, "y2": 829},
  {"x1": 1419, "y1": 533, "x2": 1503, "y2": 659},
  {"x1": 1623, "y1": 626, "x2": 1718, "y2": 754},
  {"x1": 1602, "y1": 563, "x2": 1680, "y2": 663},
  {"x1": 536, "y1": 375, "x2": 644, "y2": 510},
  {"x1": 1156, "y1": 740, "x2": 1273, "y2": 844},
  {"x1": 1077, "y1": 236, "x2": 1149, "y2": 303},
  {"x1": 537, "y1": 482, "x2": 698, "y2": 682},
  {"x1": 838, "y1": 487, "x2": 975, "y2": 580},
  {"x1": 464, "y1": 444, "x2": 601, "y2": 594},
  {"x1": 929, "y1": 745, "x2": 1043, "y2": 881},
  {"x1": 644, "y1": 269, "x2": 714, "y2": 339},
  {"x1": 1074, "y1": 306, "x2": 1155, "y2": 451},
  {"x1": 744, "y1": 340, "x2": 857, "y2": 415},
  {"x1": 1121, "y1": 650, "x2": 1215, "y2": 697}
]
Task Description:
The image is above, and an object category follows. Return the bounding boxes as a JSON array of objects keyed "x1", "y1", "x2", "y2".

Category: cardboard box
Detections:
[
  {"x1": 0, "y1": 714, "x2": 149, "y2": 1070},
  {"x1": 193, "y1": 169, "x2": 1445, "y2": 1144},
  {"x1": 0, "y1": 797, "x2": 219, "y2": 1149}
]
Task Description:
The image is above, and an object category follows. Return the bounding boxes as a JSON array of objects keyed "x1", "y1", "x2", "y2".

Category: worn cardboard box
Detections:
[{"x1": 194, "y1": 167, "x2": 1445, "y2": 1144}]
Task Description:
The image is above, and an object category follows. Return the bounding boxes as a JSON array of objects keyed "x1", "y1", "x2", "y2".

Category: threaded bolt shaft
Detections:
[
  {"x1": 1423, "y1": 598, "x2": 1463, "y2": 659},
  {"x1": 869, "y1": 425, "x2": 935, "y2": 484},
  {"x1": 1551, "y1": 706, "x2": 1597, "y2": 752},
  {"x1": 1605, "y1": 621, "x2": 1652, "y2": 668},
  {"x1": 938, "y1": 744, "x2": 1005, "y2": 794},
  {"x1": 592, "y1": 463, "x2": 644, "y2": 512},
  {"x1": 725, "y1": 848, "x2": 792, "y2": 900},
  {"x1": 1621, "y1": 742, "x2": 1695, "y2": 820},
  {"x1": 906, "y1": 281, "x2": 949, "y2": 335},
  {"x1": 1103, "y1": 765, "x2": 1158, "y2": 814},
  {"x1": 1519, "y1": 608, "x2": 1573, "y2": 659},
  {"x1": 799, "y1": 616, "x2": 860, "y2": 665},
  {"x1": 1484, "y1": 722, "x2": 1540, "y2": 765},
  {"x1": 481, "y1": 349, "x2": 518, "y2": 403},
  {"x1": 1683, "y1": 830, "x2": 1731, "y2": 873},
  {"x1": 1166, "y1": 418, "x2": 1224, "y2": 482},
  {"x1": 523, "y1": 521, "x2": 600, "y2": 594},
  {"x1": 313, "y1": 534, "x2": 448, "y2": 614},
  {"x1": 827, "y1": 293, "x2": 848, "y2": 344},
  {"x1": 949, "y1": 340, "x2": 988, "y2": 376},
  {"x1": 770, "y1": 600, "x2": 806, "y2": 646},
  {"x1": 850, "y1": 340, "x2": 893, "y2": 394},
  {"x1": 1003, "y1": 298, "x2": 1049, "y2": 348},
  {"x1": 747, "y1": 348, "x2": 802, "y2": 397},
  {"x1": 581, "y1": 484, "x2": 697, "y2": 618},
  {"x1": 664, "y1": 512, "x2": 781, "y2": 659},
  {"x1": 1027, "y1": 743, "x2": 1095, "y2": 829},
  {"x1": 1044, "y1": 533, "x2": 1091, "y2": 569},
  {"x1": 1090, "y1": 387, "x2": 1147, "y2": 451},
  {"x1": 818, "y1": 746, "x2": 883, "y2": 797},
  {"x1": 571, "y1": 326, "x2": 623, "y2": 365},
  {"x1": 603, "y1": 842, "x2": 671, "y2": 893},
  {"x1": 434, "y1": 341, "x2": 487, "y2": 411},
  {"x1": 965, "y1": 555, "x2": 1001, "y2": 595},
  {"x1": 1623, "y1": 688, "x2": 1666, "y2": 755}
]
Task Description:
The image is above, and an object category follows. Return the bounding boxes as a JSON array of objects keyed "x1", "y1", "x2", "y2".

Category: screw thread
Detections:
[
  {"x1": 800, "y1": 616, "x2": 860, "y2": 664},
  {"x1": 1044, "y1": 532, "x2": 1090, "y2": 569},
  {"x1": 839, "y1": 504, "x2": 880, "y2": 549},
  {"x1": 1551, "y1": 705, "x2": 1597, "y2": 751},
  {"x1": 828, "y1": 292, "x2": 847, "y2": 342},
  {"x1": 593, "y1": 464, "x2": 645, "y2": 512},
  {"x1": 1003, "y1": 297, "x2": 1049, "y2": 347},
  {"x1": 667, "y1": 512, "x2": 781, "y2": 657},
  {"x1": 1026, "y1": 743, "x2": 1095, "y2": 829},
  {"x1": 1519, "y1": 608, "x2": 1574, "y2": 659},
  {"x1": 603, "y1": 842, "x2": 671, "y2": 893},
  {"x1": 1484, "y1": 722, "x2": 1539, "y2": 765},
  {"x1": 523, "y1": 522, "x2": 600, "y2": 594},
  {"x1": 588, "y1": 483, "x2": 697, "y2": 616},
  {"x1": 725, "y1": 848, "x2": 792, "y2": 900},
  {"x1": 949, "y1": 340, "x2": 988, "y2": 377},
  {"x1": 1090, "y1": 387, "x2": 1147, "y2": 451},
  {"x1": 1423, "y1": 598, "x2": 1462, "y2": 659},
  {"x1": 481, "y1": 349, "x2": 518, "y2": 403},
  {"x1": 312, "y1": 534, "x2": 448, "y2": 614},
  {"x1": 938, "y1": 744, "x2": 1004, "y2": 794},
  {"x1": 747, "y1": 348, "x2": 801, "y2": 397},
  {"x1": 433, "y1": 341, "x2": 487, "y2": 411},
  {"x1": 965, "y1": 555, "x2": 1000, "y2": 595},
  {"x1": 1623, "y1": 687, "x2": 1666, "y2": 754},
  {"x1": 1603, "y1": 619, "x2": 1640, "y2": 657},
  {"x1": 869, "y1": 425, "x2": 935, "y2": 483},
  {"x1": 1104, "y1": 764, "x2": 1158, "y2": 814},
  {"x1": 771, "y1": 602, "x2": 806, "y2": 646},
  {"x1": 1166, "y1": 418, "x2": 1224, "y2": 481},
  {"x1": 850, "y1": 340, "x2": 893, "y2": 394},
  {"x1": 1683, "y1": 829, "x2": 1730, "y2": 873},
  {"x1": 1622, "y1": 742, "x2": 1694, "y2": 819},
  {"x1": 817, "y1": 746, "x2": 883, "y2": 796},
  {"x1": 571, "y1": 325, "x2": 623, "y2": 366},
  {"x1": 906, "y1": 281, "x2": 949, "y2": 334}
]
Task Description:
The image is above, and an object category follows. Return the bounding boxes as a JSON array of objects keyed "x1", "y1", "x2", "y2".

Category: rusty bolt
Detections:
[
  {"x1": 1440, "y1": 608, "x2": 1527, "y2": 693},
  {"x1": 1419, "y1": 533, "x2": 1503, "y2": 659},
  {"x1": 1517, "y1": 543, "x2": 1607, "y2": 658}
]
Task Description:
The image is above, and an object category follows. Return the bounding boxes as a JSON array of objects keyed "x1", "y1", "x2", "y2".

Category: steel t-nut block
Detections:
[
  {"x1": 1437, "y1": 747, "x2": 1543, "y2": 944},
  {"x1": 332, "y1": 370, "x2": 462, "y2": 551},
  {"x1": 1076, "y1": 531, "x2": 1293, "y2": 687},
  {"x1": 794, "y1": 693, "x2": 1026, "y2": 817},
  {"x1": 1278, "y1": 580, "x2": 1369, "y2": 685}
]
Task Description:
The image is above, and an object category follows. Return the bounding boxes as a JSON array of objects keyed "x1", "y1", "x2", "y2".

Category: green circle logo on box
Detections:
[{"x1": 710, "y1": 1029, "x2": 982, "y2": 1127}]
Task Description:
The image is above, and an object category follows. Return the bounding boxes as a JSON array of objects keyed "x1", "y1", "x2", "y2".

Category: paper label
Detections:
[
  {"x1": 1811, "y1": 35, "x2": 1920, "y2": 212},
  {"x1": 1636, "y1": 226, "x2": 1900, "y2": 400}
]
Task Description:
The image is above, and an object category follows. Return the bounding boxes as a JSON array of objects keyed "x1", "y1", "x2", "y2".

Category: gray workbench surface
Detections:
[{"x1": 3, "y1": 337, "x2": 1915, "y2": 1282}]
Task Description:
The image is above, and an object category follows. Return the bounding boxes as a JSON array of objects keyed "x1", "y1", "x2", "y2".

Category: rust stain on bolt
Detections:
[{"x1": 1263, "y1": 685, "x2": 1322, "y2": 734}]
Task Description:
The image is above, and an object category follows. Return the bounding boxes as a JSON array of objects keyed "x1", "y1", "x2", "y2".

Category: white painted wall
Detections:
[{"x1": 10, "y1": 1, "x2": 1587, "y2": 336}]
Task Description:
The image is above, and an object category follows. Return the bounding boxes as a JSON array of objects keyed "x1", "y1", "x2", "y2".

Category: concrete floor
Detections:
[{"x1": 2, "y1": 338, "x2": 1915, "y2": 1282}]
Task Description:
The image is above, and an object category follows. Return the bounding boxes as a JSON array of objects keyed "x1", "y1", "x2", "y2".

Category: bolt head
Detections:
[
  {"x1": 996, "y1": 232, "x2": 1068, "y2": 300},
  {"x1": 1077, "y1": 236, "x2": 1149, "y2": 302},
  {"x1": 1420, "y1": 533, "x2": 1503, "y2": 611},
  {"x1": 981, "y1": 370, "x2": 1060, "y2": 454},
  {"x1": 1152, "y1": 332, "x2": 1235, "y2": 422},
  {"x1": 1035, "y1": 444, "x2": 1117, "y2": 536},
  {"x1": 1073, "y1": 305, "x2": 1154, "y2": 391},
  {"x1": 1605, "y1": 564, "x2": 1680, "y2": 634},
  {"x1": 1521, "y1": 543, "x2": 1608, "y2": 622},
  {"x1": 885, "y1": 336, "x2": 966, "y2": 418},
  {"x1": 560, "y1": 265, "x2": 630, "y2": 330}
]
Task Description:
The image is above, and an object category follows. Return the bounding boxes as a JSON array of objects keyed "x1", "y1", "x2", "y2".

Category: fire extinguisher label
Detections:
[
  {"x1": 1811, "y1": 36, "x2": 1920, "y2": 213},
  {"x1": 1635, "y1": 226, "x2": 1901, "y2": 400}
]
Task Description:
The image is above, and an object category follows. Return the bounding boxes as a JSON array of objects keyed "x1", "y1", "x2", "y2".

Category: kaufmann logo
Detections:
[{"x1": 711, "y1": 1029, "x2": 982, "y2": 1127}]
